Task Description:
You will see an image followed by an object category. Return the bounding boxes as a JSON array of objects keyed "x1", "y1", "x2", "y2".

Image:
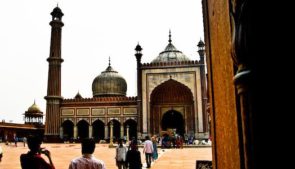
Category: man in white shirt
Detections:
[
  {"x1": 115, "y1": 139, "x2": 127, "y2": 169},
  {"x1": 143, "y1": 136, "x2": 153, "y2": 168},
  {"x1": 68, "y1": 138, "x2": 106, "y2": 169}
]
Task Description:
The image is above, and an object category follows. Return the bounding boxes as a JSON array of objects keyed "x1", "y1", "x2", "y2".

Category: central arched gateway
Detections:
[
  {"x1": 161, "y1": 110, "x2": 184, "y2": 135},
  {"x1": 150, "y1": 79, "x2": 195, "y2": 136}
]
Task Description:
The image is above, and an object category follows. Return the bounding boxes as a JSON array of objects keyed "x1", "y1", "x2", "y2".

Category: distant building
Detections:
[
  {"x1": 43, "y1": 6, "x2": 209, "y2": 142},
  {"x1": 0, "y1": 101, "x2": 44, "y2": 142}
]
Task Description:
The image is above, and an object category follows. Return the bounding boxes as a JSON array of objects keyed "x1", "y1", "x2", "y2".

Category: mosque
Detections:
[
  {"x1": 1, "y1": 0, "x2": 286, "y2": 168},
  {"x1": 42, "y1": 6, "x2": 209, "y2": 142}
]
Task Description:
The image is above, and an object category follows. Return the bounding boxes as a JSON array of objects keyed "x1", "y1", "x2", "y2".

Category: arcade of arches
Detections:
[{"x1": 61, "y1": 119, "x2": 137, "y2": 141}]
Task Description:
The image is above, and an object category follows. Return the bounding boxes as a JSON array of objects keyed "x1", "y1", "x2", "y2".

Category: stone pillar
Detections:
[
  {"x1": 109, "y1": 121, "x2": 114, "y2": 146},
  {"x1": 204, "y1": 0, "x2": 242, "y2": 168},
  {"x1": 126, "y1": 125, "x2": 130, "y2": 143},
  {"x1": 74, "y1": 125, "x2": 77, "y2": 139},
  {"x1": 89, "y1": 125, "x2": 93, "y2": 138},
  {"x1": 120, "y1": 124, "x2": 124, "y2": 139},
  {"x1": 104, "y1": 125, "x2": 108, "y2": 139},
  {"x1": 59, "y1": 126, "x2": 63, "y2": 139}
]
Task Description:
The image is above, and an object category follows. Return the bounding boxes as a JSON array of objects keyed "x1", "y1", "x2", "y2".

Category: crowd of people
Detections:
[
  {"x1": 0, "y1": 133, "x2": 211, "y2": 168},
  {"x1": 19, "y1": 135, "x2": 107, "y2": 169},
  {"x1": 115, "y1": 135, "x2": 159, "y2": 169},
  {"x1": 0, "y1": 134, "x2": 162, "y2": 169},
  {"x1": 161, "y1": 134, "x2": 184, "y2": 148},
  {"x1": 3, "y1": 135, "x2": 27, "y2": 147},
  {"x1": 1, "y1": 133, "x2": 212, "y2": 169}
]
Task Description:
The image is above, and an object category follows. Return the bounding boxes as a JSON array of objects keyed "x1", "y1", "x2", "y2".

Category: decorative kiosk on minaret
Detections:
[
  {"x1": 44, "y1": 6, "x2": 64, "y2": 142},
  {"x1": 24, "y1": 101, "x2": 44, "y2": 125}
]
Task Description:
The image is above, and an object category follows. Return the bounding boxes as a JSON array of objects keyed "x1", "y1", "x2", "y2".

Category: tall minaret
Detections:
[
  {"x1": 135, "y1": 43, "x2": 143, "y2": 136},
  {"x1": 198, "y1": 39, "x2": 209, "y2": 133},
  {"x1": 44, "y1": 6, "x2": 64, "y2": 142}
]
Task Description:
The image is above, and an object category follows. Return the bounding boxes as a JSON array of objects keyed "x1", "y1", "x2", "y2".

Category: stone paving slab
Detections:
[{"x1": 0, "y1": 143, "x2": 212, "y2": 169}]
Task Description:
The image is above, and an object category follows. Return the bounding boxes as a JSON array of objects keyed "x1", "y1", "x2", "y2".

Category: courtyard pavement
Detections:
[{"x1": 0, "y1": 143, "x2": 212, "y2": 169}]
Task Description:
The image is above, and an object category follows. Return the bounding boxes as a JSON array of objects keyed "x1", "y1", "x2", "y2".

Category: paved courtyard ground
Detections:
[{"x1": 0, "y1": 143, "x2": 212, "y2": 169}]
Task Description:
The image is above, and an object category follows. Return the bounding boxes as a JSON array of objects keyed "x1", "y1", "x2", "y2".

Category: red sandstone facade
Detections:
[{"x1": 44, "y1": 7, "x2": 208, "y2": 142}]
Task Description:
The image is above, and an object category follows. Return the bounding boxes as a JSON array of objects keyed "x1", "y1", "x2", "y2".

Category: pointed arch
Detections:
[
  {"x1": 62, "y1": 120, "x2": 74, "y2": 140},
  {"x1": 77, "y1": 120, "x2": 89, "y2": 139},
  {"x1": 124, "y1": 119, "x2": 137, "y2": 140},
  {"x1": 161, "y1": 110, "x2": 184, "y2": 136},
  {"x1": 108, "y1": 119, "x2": 120, "y2": 142},
  {"x1": 150, "y1": 79, "x2": 195, "y2": 136},
  {"x1": 92, "y1": 119, "x2": 105, "y2": 142},
  {"x1": 151, "y1": 79, "x2": 193, "y2": 104}
]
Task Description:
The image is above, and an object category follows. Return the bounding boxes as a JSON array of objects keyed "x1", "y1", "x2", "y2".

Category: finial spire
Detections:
[
  {"x1": 135, "y1": 43, "x2": 142, "y2": 62},
  {"x1": 135, "y1": 42, "x2": 142, "y2": 51},
  {"x1": 108, "y1": 56, "x2": 111, "y2": 67},
  {"x1": 168, "y1": 29, "x2": 172, "y2": 44},
  {"x1": 57, "y1": 3, "x2": 58, "y2": 7},
  {"x1": 34, "y1": 99, "x2": 36, "y2": 104}
]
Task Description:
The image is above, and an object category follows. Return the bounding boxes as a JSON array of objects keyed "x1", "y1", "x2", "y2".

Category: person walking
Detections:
[
  {"x1": 23, "y1": 137, "x2": 27, "y2": 147},
  {"x1": 143, "y1": 135, "x2": 153, "y2": 168},
  {"x1": 128, "y1": 137, "x2": 136, "y2": 150},
  {"x1": 152, "y1": 136, "x2": 158, "y2": 161},
  {"x1": 20, "y1": 135, "x2": 55, "y2": 169},
  {"x1": 115, "y1": 139, "x2": 127, "y2": 169},
  {"x1": 0, "y1": 145, "x2": 3, "y2": 162},
  {"x1": 68, "y1": 138, "x2": 106, "y2": 169},
  {"x1": 126, "y1": 142, "x2": 142, "y2": 169},
  {"x1": 14, "y1": 134, "x2": 18, "y2": 147}
]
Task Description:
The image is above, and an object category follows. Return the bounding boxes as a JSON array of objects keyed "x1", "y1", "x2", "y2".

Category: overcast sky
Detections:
[{"x1": 0, "y1": 0, "x2": 204, "y2": 123}]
